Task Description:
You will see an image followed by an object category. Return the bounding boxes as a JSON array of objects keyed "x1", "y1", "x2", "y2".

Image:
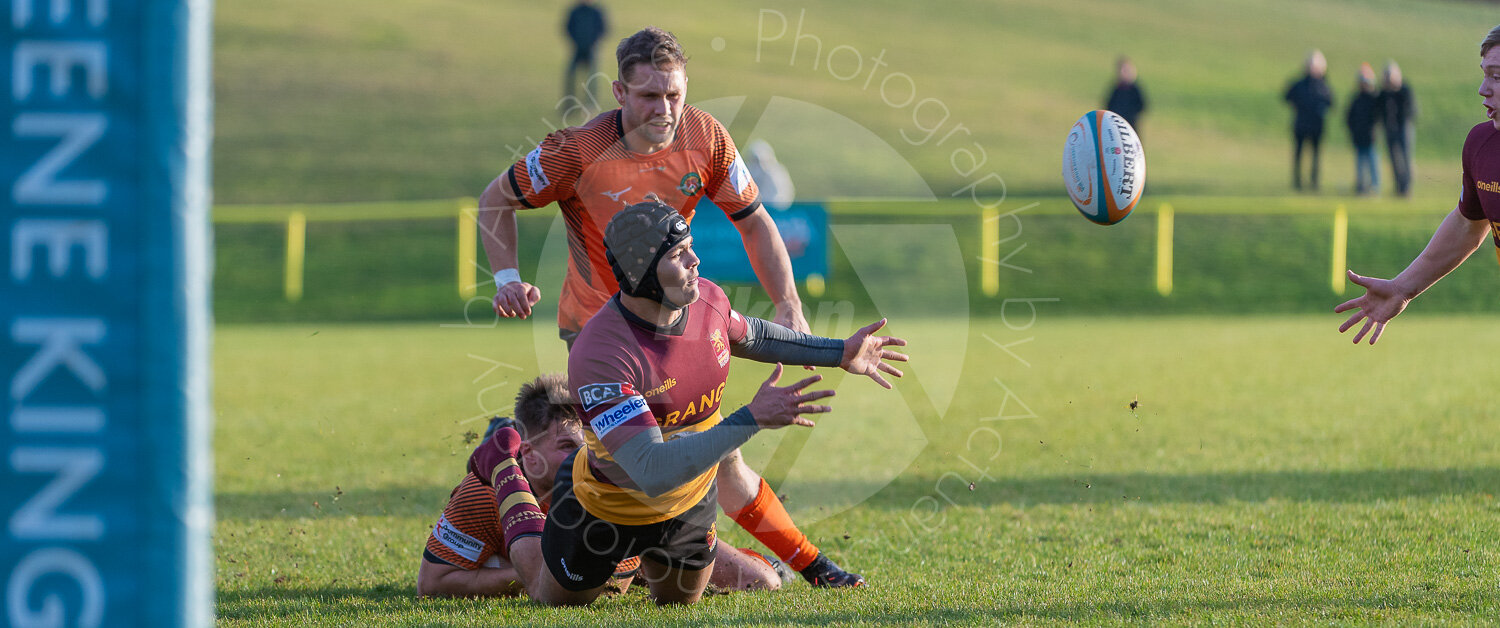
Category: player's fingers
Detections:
[
  {"x1": 1352, "y1": 319, "x2": 1372, "y2": 344},
  {"x1": 763, "y1": 363, "x2": 785, "y2": 387},
  {"x1": 786, "y1": 374, "x2": 823, "y2": 391},
  {"x1": 1346, "y1": 270, "x2": 1371, "y2": 288},
  {"x1": 797, "y1": 390, "x2": 835, "y2": 403},
  {"x1": 879, "y1": 336, "x2": 908, "y2": 347},
  {"x1": 878, "y1": 362, "x2": 904, "y2": 378},
  {"x1": 868, "y1": 372, "x2": 892, "y2": 389},
  {"x1": 1333, "y1": 297, "x2": 1361, "y2": 313},
  {"x1": 1368, "y1": 322, "x2": 1386, "y2": 345},
  {"x1": 795, "y1": 403, "x2": 832, "y2": 414},
  {"x1": 882, "y1": 349, "x2": 910, "y2": 362},
  {"x1": 858, "y1": 318, "x2": 888, "y2": 336},
  {"x1": 792, "y1": 416, "x2": 816, "y2": 428},
  {"x1": 526, "y1": 285, "x2": 541, "y2": 306},
  {"x1": 1338, "y1": 310, "x2": 1364, "y2": 333}
]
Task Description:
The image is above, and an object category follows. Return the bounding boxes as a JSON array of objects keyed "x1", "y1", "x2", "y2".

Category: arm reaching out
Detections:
[{"x1": 1336, "y1": 206, "x2": 1490, "y2": 344}]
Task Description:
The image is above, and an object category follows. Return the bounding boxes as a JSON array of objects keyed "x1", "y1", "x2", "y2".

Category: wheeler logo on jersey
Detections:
[
  {"x1": 710, "y1": 329, "x2": 730, "y2": 367},
  {"x1": 678, "y1": 172, "x2": 702, "y2": 197},
  {"x1": 525, "y1": 145, "x2": 551, "y2": 191},
  {"x1": 729, "y1": 153, "x2": 751, "y2": 195},
  {"x1": 590, "y1": 395, "x2": 648, "y2": 438},
  {"x1": 579, "y1": 382, "x2": 636, "y2": 411}
]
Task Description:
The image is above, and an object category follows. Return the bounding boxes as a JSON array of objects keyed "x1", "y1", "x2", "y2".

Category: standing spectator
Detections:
[
  {"x1": 744, "y1": 140, "x2": 795, "y2": 211},
  {"x1": 562, "y1": 0, "x2": 607, "y2": 103},
  {"x1": 1104, "y1": 56, "x2": 1147, "y2": 131},
  {"x1": 1379, "y1": 60, "x2": 1418, "y2": 196},
  {"x1": 1285, "y1": 50, "x2": 1333, "y2": 191},
  {"x1": 1346, "y1": 63, "x2": 1381, "y2": 195}
]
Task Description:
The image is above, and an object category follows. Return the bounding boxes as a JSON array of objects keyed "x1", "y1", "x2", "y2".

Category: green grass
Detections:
[
  {"x1": 216, "y1": 0, "x2": 1496, "y2": 203},
  {"x1": 215, "y1": 317, "x2": 1500, "y2": 625}
]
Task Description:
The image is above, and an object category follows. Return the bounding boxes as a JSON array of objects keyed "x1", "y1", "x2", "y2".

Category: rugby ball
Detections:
[{"x1": 1063, "y1": 110, "x2": 1145, "y2": 225}]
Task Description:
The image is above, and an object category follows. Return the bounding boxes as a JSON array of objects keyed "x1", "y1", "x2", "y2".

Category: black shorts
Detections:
[{"x1": 541, "y1": 451, "x2": 718, "y2": 592}]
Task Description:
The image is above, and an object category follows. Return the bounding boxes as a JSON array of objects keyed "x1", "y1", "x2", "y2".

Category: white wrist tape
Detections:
[{"x1": 494, "y1": 268, "x2": 522, "y2": 288}]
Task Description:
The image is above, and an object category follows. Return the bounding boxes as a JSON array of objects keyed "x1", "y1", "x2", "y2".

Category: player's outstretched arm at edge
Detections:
[
  {"x1": 416, "y1": 557, "x2": 524, "y2": 598},
  {"x1": 733, "y1": 208, "x2": 809, "y2": 332},
  {"x1": 1336, "y1": 206, "x2": 1490, "y2": 344},
  {"x1": 731, "y1": 316, "x2": 909, "y2": 388},
  {"x1": 606, "y1": 368, "x2": 831, "y2": 497},
  {"x1": 479, "y1": 171, "x2": 542, "y2": 319}
]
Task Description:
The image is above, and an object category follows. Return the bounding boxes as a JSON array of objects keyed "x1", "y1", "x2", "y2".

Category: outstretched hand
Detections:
[
  {"x1": 493, "y1": 281, "x2": 542, "y2": 319},
  {"x1": 840, "y1": 318, "x2": 909, "y2": 389},
  {"x1": 1334, "y1": 270, "x2": 1410, "y2": 345},
  {"x1": 745, "y1": 364, "x2": 834, "y2": 429}
]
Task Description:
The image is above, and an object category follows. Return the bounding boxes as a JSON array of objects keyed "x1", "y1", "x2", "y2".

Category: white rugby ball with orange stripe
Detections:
[{"x1": 1063, "y1": 110, "x2": 1145, "y2": 225}]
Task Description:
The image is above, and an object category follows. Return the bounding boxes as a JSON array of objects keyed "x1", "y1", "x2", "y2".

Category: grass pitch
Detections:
[{"x1": 214, "y1": 316, "x2": 1500, "y2": 625}]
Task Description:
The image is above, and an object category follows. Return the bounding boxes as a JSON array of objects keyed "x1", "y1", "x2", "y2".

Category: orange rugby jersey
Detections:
[{"x1": 505, "y1": 106, "x2": 762, "y2": 333}]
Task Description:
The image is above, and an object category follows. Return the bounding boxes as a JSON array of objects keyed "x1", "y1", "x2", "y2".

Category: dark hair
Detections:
[
  {"x1": 1484, "y1": 24, "x2": 1500, "y2": 58},
  {"x1": 616, "y1": 26, "x2": 687, "y2": 83},
  {"x1": 513, "y1": 373, "x2": 580, "y2": 440}
]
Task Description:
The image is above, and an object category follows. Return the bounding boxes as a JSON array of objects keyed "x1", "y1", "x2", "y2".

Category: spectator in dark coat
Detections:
[
  {"x1": 1346, "y1": 63, "x2": 1381, "y2": 195},
  {"x1": 1105, "y1": 57, "x2": 1147, "y2": 131},
  {"x1": 1285, "y1": 50, "x2": 1333, "y2": 191},
  {"x1": 1379, "y1": 60, "x2": 1418, "y2": 196},
  {"x1": 562, "y1": 0, "x2": 607, "y2": 103}
]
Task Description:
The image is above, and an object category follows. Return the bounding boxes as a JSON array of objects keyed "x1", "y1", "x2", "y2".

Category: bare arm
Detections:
[
  {"x1": 734, "y1": 208, "x2": 808, "y2": 332},
  {"x1": 478, "y1": 171, "x2": 542, "y2": 318},
  {"x1": 1336, "y1": 206, "x2": 1491, "y2": 344},
  {"x1": 416, "y1": 558, "x2": 524, "y2": 598}
]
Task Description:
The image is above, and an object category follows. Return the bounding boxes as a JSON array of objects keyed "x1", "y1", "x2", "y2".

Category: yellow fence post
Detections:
[
  {"x1": 284, "y1": 211, "x2": 305, "y2": 302},
  {"x1": 458, "y1": 198, "x2": 478, "y2": 299},
  {"x1": 1155, "y1": 204, "x2": 1174, "y2": 296},
  {"x1": 981, "y1": 207, "x2": 999, "y2": 297},
  {"x1": 1331, "y1": 204, "x2": 1348, "y2": 295}
]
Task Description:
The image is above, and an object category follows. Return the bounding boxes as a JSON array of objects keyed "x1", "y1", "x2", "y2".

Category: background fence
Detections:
[{"x1": 212, "y1": 197, "x2": 1500, "y2": 322}]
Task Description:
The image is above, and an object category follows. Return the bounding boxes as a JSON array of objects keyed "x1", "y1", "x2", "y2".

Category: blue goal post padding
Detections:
[{"x1": 2, "y1": 1, "x2": 214, "y2": 626}]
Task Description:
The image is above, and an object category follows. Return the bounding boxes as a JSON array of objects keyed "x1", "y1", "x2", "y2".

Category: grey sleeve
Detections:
[
  {"x1": 608, "y1": 407, "x2": 761, "y2": 497},
  {"x1": 730, "y1": 316, "x2": 844, "y2": 367}
]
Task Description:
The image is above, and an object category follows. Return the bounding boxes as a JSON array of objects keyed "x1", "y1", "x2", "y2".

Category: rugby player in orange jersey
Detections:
[
  {"x1": 1338, "y1": 25, "x2": 1500, "y2": 344},
  {"x1": 466, "y1": 202, "x2": 908, "y2": 606},
  {"x1": 477, "y1": 26, "x2": 866, "y2": 586},
  {"x1": 416, "y1": 373, "x2": 787, "y2": 598}
]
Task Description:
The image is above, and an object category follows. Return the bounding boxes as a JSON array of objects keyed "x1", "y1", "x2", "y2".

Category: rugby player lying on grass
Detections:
[
  {"x1": 416, "y1": 374, "x2": 790, "y2": 598},
  {"x1": 466, "y1": 201, "x2": 909, "y2": 606}
]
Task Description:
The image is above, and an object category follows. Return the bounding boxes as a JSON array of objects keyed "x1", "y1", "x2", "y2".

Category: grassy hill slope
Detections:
[{"x1": 215, "y1": 0, "x2": 1495, "y2": 203}]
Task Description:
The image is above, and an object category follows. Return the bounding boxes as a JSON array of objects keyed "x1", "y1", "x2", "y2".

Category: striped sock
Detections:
[{"x1": 491, "y1": 458, "x2": 545, "y2": 559}]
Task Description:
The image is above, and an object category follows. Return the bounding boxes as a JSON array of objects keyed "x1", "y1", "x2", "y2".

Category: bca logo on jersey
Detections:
[
  {"x1": 525, "y1": 146, "x2": 551, "y2": 191},
  {"x1": 578, "y1": 382, "x2": 635, "y2": 411}
]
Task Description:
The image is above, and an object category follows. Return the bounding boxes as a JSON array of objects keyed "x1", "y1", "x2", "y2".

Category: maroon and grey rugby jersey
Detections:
[
  {"x1": 1458, "y1": 121, "x2": 1500, "y2": 263},
  {"x1": 567, "y1": 279, "x2": 748, "y2": 525}
]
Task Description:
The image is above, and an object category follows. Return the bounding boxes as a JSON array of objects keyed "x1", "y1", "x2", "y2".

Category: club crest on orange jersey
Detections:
[
  {"x1": 710, "y1": 329, "x2": 730, "y2": 367},
  {"x1": 678, "y1": 172, "x2": 702, "y2": 197}
]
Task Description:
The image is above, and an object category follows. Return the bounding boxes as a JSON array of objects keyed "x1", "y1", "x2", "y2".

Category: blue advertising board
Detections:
[
  {"x1": 2, "y1": 1, "x2": 214, "y2": 626},
  {"x1": 690, "y1": 200, "x2": 828, "y2": 284}
]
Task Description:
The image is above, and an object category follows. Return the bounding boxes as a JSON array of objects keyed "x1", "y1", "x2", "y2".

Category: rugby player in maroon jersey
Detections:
[
  {"x1": 417, "y1": 374, "x2": 789, "y2": 598},
  {"x1": 478, "y1": 26, "x2": 866, "y2": 587},
  {"x1": 465, "y1": 201, "x2": 908, "y2": 606},
  {"x1": 1338, "y1": 25, "x2": 1500, "y2": 344}
]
